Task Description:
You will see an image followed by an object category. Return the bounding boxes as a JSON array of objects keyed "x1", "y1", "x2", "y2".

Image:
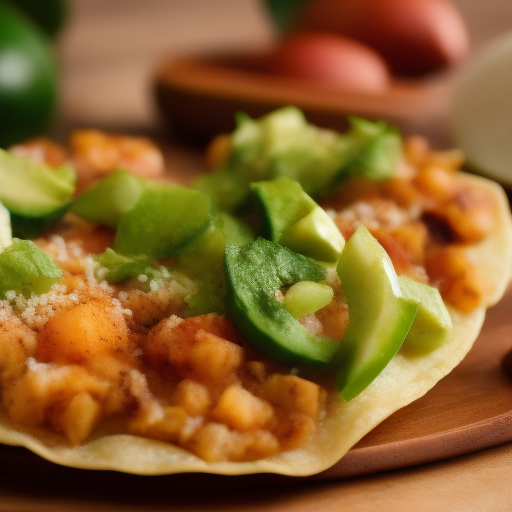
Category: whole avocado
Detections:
[{"x1": 0, "y1": 1, "x2": 58, "y2": 148}]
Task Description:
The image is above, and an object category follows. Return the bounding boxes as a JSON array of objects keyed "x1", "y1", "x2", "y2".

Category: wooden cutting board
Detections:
[{"x1": 0, "y1": 285, "x2": 510, "y2": 487}]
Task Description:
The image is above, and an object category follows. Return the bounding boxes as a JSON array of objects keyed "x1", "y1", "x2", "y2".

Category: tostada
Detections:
[{"x1": 0, "y1": 107, "x2": 510, "y2": 476}]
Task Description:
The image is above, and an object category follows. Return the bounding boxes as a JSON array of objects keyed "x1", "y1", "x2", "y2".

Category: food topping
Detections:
[{"x1": 0, "y1": 108, "x2": 501, "y2": 462}]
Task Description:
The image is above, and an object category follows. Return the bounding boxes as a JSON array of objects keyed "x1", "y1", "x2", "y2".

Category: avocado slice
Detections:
[
  {"x1": 114, "y1": 184, "x2": 211, "y2": 258},
  {"x1": 71, "y1": 169, "x2": 146, "y2": 229},
  {"x1": 251, "y1": 176, "x2": 344, "y2": 265},
  {"x1": 225, "y1": 238, "x2": 339, "y2": 365},
  {"x1": 398, "y1": 275, "x2": 452, "y2": 353},
  {"x1": 335, "y1": 226, "x2": 418, "y2": 401},
  {"x1": 284, "y1": 281, "x2": 334, "y2": 319},
  {"x1": 0, "y1": 149, "x2": 75, "y2": 218}
]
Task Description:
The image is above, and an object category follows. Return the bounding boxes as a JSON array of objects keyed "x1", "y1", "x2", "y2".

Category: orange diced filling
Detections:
[
  {"x1": 212, "y1": 385, "x2": 274, "y2": 431},
  {"x1": 264, "y1": 374, "x2": 322, "y2": 419},
  {"x1": 425, "y1": 245, "x2": 489, "y2": 312},
  {"x1": 171, "y1": 380, "x2": 211, "y2": 417},
  {"x1": 52, "y1": 391, "x2": 103, "y2": 445},
  {"x1": 36, "y1": 298, "x2": 132, "y2": 364},
  {"x1": 0, "y1": 132, "x2": 502, "y2": 463}
]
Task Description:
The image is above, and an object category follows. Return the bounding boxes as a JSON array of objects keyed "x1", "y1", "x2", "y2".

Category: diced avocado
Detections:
[
  {"x1": 398, "y1": 275, "x2": 452, "y2": 353},
  {"x1": 340, "y1": 117, "x2": 402, "y2": 181},
  {"x1": 251, "y1": 177, "x2": 315, "y2": 241},
  {"x1": 251, "y1": 177, "x2": 344, "y2": 264},
  {"x1": 0, "y1": 202, "x2": 12, "y2": 251},
  {"x1": 176, "y1": 212, "x2": 255, "y2": 275},
  {"x1": 335, "y1": 226, "x2": 418, "y2": 401},
  {"x1": 194, "y1": 167, "x2": 248, "y2": 213},
  {"x1": 71, "y1": 169, "x2": 146, "y2": 228},
  {"x1": 0, "y1": 238, "x2": 62, "y2": 297},
  {"x1": 218, "y1": 212, "x2": 255, "y2": 247},
  {"x1": 95, "y1": 248, "x2": 157, "y2": 284},
  {"x1": 279, "y1": 207, "x2": 345, "y2": 265},
  {"x1": 284, "y1": 281, "x2": 334, "y2": 319},
  {"x1": 225, "y1": 238, "x2": 339, "y2": 365},
  {"x1": 196, "y1": 107, "x2": 345, "y2": 210},
  {"x1": 0, "y1": 149, "x2": 75, "y2": 218},
  {"x1": 114, "y1": 184, "x2": 211, "y2": 258}
]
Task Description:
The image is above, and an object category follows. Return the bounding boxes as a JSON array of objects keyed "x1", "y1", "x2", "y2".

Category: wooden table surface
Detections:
[{"x1": 4, "y1": 1, "x2": 511, "y2": 511}]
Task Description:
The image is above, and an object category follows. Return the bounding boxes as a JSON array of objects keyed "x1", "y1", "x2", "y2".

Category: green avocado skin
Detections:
[{"x1": 225, "y1": 238, "x2": 339, "y2": 366}]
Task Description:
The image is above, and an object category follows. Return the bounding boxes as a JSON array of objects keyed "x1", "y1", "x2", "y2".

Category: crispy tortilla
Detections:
[{"x1": 0, "y1": 173, "x2": 510, "y2": 476}]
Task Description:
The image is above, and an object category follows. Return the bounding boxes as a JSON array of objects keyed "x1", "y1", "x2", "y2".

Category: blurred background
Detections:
[
  {"x1": 1, "y1": 0, "x2": 512, "y2": 157},
  {"x1": 55, "y1": 0, "x2": 512, "y2": 139}
]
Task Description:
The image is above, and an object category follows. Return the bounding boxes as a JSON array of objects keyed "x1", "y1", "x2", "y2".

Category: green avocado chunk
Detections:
[
  {"x1": 71, "y1": 169, "x2": 146, "y2": 228},
  {"x1": 398, "y1": 275, "x2": 452, "y2": 353},
  {"x1": 339, "y1": 117, "x2": 402, "y2": 181},
  {"x1": 284, "y1": 281, "x2": 334, "y2": 319},
  {"x1": 0, "y1": 149, "x2": 75, "y2": 218},
  {"x1": 225, "y1": 238, "x2": 339, "y2": 365},
  {"x1": 251, "y1": 177, "x2": 344, "y2": 264},
  {"x1": 114, "y1": 184, "x2": 211, "y2": 258},
  {"x1": 0, "y1": 238, "x2": 62, "y2": 297},
  {"x1": 196, "y1": 107, "x2": 402, "y2": 212},
  {"x1": 196, "y1": 106, "x2": 344, "y2": 211},
  {"x1": 335, "y1": 226, "x2": 418, "y2": 401},
  {"x1": 95, "y1": 248, "x2": 157, "y2": 284}
]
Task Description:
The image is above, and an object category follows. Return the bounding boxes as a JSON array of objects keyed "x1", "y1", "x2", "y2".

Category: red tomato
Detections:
[
  {"x1": 297, "y1": 0, "x2": 469, "y2": 76},
  {"x1": 268, "y1": 32, "x2": 391, "y2": 94}
]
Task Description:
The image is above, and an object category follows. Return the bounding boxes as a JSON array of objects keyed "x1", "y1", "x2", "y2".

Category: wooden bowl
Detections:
[{"x1": 154, "y1": 52, "x2": 452, "y2": 143}]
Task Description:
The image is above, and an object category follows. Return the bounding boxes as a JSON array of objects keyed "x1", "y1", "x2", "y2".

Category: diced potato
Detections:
[
  {"x1": 242, "y1": 430, "x2": 280, "y2": 460},
  {"x1": 37, "y1": 299, "x2": 131, "y2": 364},
  {"x1": 245, "y1": 361, "x2": 267, "y2": 383},
  {"x1": 3, "y1": 363, "x2": 108, "y2": 427},
  {"x1": 145, "y1": 314, "x2": 242, "y2": 382},
  {"x1": 128, "y1": 402, "x2": 188, "y2": 443},
  {"x1": 185, "y1": 422, "x2": 235, "y2": 462},
  {"x1": 212, "y1": 385, "x2": 274, "y2": 431},
  {"x1": 426, "y1": 245, "x2": 489, "y2": 312},
  {"x1": 381, "y1": 178, "x2": 423, "y2": 208},
  {"x1": 413, "y1": 165, "x2": 456, "y2": 203},
  {"x1": 264, "y1": 374, "x2": 322, "y2": 419},
  {"x1": 52, "y1": 391, "x2": 102, "y2": 445},
  {"x1": 315, "y1": 299, "x2": 349, "y2": 341},
  {"x1": 427, "y1": 185, "x2": 497, "y2": 244},
  {"x1": 172, "y1": 380, "x2": 211, "y2": 417},
  {"x1": 0, "y1": 316, "x2": 37, "y2": 382},
  {"x1": 70, "y1": 130, "x2": 164, "y2": 180},
  {"x1": 122, "y1": 291, "x2": 171, "y2": 327},
  {"x1": 186, "y1": 330, "x2": 243, "y2": 383},
  {"x1": 391, "y1": 222, "x2": 428, "y2": 266}
]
